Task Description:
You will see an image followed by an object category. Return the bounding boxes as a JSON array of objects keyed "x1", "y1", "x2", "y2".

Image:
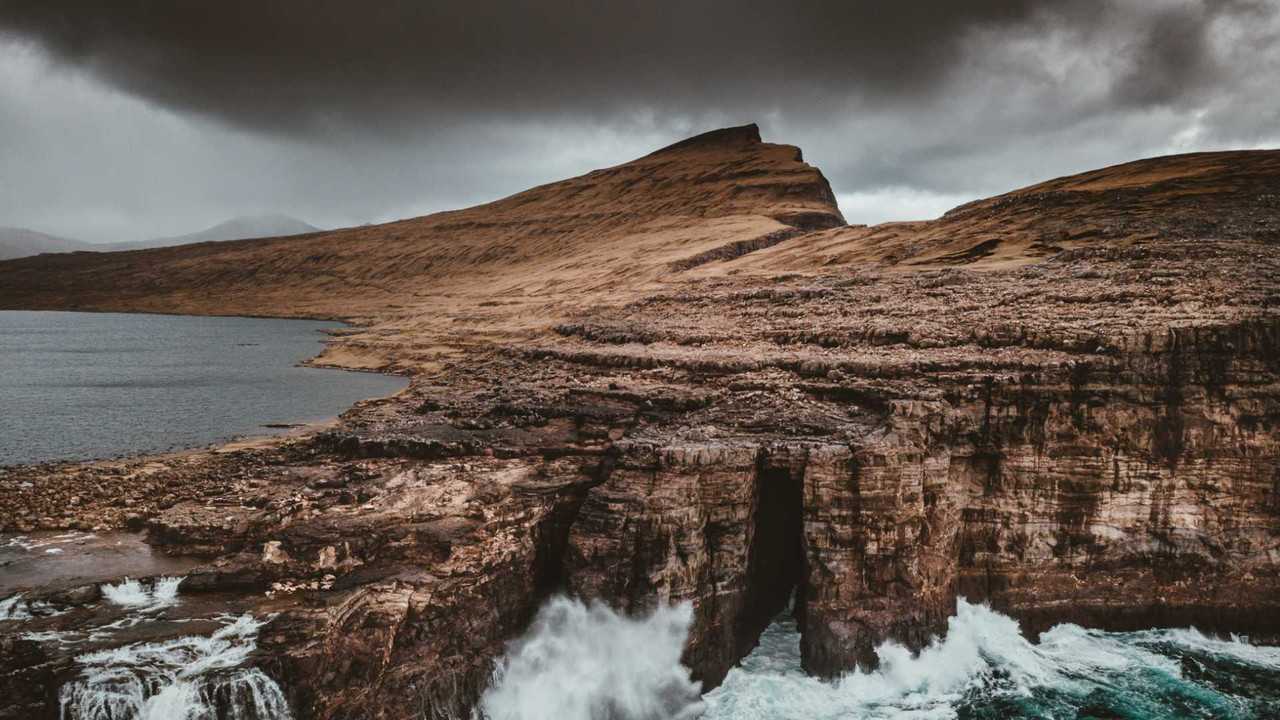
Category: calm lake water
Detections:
[{"x1": 0, "y1": 311, "x2": 407, "y2": 466}]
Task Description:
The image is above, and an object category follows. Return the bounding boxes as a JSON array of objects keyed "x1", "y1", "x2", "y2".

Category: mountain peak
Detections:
[
  {"x1": 0, "y1": 226, "x2": 90, "y2": 261},
  {"x1": 647, "y1": 123, "x2": 763, "y2": 157},
  {"x1": 0, "y1": 125, "x2": 842, "y2": 316},
  {"x1": 184, "y1": 214, "x2": 319, "y2": 242}
]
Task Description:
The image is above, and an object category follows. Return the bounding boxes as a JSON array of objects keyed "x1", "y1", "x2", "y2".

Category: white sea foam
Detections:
[
  {"x1": 478, "y1": 596, "x2": 704, "y2": 720},
  {"x1": 22, "y1": 629, "x2": 81, "y2": 644},
  {"x1": 699, "y1": 598, "x2": 1280, "y2": 720},
  {"x1": 701, "y1": 601, "x2": 1004, "y2": 720},
  {"x1": 1134, "y1": 625, "x2": 1280, "y2": 667},
  {"x1": 101, "y1": 576, "x2": 182, "y2": 611},
  {"x1": 5, "y1": 531, "x2": 97, "y2": 552},
  {"x1": 58, "y1": 614, "x2": 292, "y2": 720},
  {"x1": 1, "y1": 592, "x2": 67, "y2": 622},
  {"x1": 479, "y1": 595, "x2": 1280, "y2": 720},
  {"x1": 0, "y1": 593, "x2": 32, "y2": 621}
]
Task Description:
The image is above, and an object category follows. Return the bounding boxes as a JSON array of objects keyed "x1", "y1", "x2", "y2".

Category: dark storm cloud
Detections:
[
  {"x1": 0, "y1": 0, "x2": 1277, "y2": 240},
  {"x1": 0, "y1": 0, "x2": 1116, "y2": 135},
  {"x1": 1107, "y1": 0, "x2": 1231, "y2": 107}
]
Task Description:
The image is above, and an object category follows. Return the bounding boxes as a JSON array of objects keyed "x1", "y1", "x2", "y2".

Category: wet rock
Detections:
[{"x1": 45, "y1": 584, "x2": 101, "y2": 606}]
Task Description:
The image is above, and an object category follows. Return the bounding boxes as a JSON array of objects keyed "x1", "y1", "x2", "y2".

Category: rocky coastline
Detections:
[{"x1": 2, "y1": 126, "x2": 1279, "y2": 719}]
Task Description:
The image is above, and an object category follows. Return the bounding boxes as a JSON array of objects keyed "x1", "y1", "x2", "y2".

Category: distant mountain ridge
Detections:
[
  {"x1": 0, "y1": 227, "x2": 92, "y2": 261},
  {"x1": 96, "y1": 214, "x2": 319, "y2": 252},
  {"x1": 0, "y1": 215, "x2": 319, "y2": 260}
]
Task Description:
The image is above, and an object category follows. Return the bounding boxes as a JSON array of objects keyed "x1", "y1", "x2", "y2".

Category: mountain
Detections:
[
  {"x1": 714, "y1": 149, "x2": 1280, "y2": 274},
  {"x1": 2, "y1": 127, "x2": 1279, "y2": 720},
  {"x1": 94, "y1": 213, "x2": 320, "y2": 252},
  {"x1": 0, "y1": 227, "x2": 92, "y2": 261},
  {"x1": 0, "y1": 215, "x2": 317, "y2": 261},
  {"x1": 0, "y1": 124, "x2": 842, "y2": 333}
]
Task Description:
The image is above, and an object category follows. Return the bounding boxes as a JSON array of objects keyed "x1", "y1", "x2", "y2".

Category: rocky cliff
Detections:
[{"x1": 2, "y1": 128, "x2": 1278, "y2": 719}]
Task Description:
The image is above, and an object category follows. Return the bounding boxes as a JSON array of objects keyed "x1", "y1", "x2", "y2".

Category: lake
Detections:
[{"x1": 0, "y1": 311, "x2": 407, "y2": 466}]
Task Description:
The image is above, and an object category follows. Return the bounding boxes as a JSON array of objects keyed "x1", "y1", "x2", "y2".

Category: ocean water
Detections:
[
  {"x1": 14, "y1": 591, "x2": 1280, "y2": 719},
  {"x1": 0, "y1": 310, "x2": 406, "y2": 466},
  {"x1": 57, "y1": 613, "x2": 292, "y2": 720},
  {"x1": 481, "y1": 597, "x2": 703, "y2": 720},
  {"x1": 3, "y1": 567, "x2": 292, "y2": 719},
  {"x1": 483, "y1": 597, "x2": 1280, "y2": 720}
]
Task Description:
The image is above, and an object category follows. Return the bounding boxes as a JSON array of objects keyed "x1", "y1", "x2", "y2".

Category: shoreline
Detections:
[{"x1": 0, "y1": 309, "x2": 410, "y2": 480}]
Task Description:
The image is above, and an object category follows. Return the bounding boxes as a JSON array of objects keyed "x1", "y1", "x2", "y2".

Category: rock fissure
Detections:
[{"x1": 737, "y1": 454, "x2": 807, "y2": 662}]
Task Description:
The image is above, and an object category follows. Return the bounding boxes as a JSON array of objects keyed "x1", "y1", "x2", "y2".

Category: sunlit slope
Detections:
[
  {"x1": 709, "y1": 149, "x2": 1280, "y2": 275},
  {"x1": 0, "y1": 124, "x2": 843, "y2": 320}
]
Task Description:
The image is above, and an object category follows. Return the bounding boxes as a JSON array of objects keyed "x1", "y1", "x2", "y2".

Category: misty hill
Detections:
[
  {"x1": 0, "y1": 124, "x2": 843, "y2": 325},
  {"x1": 0, "y1": 227, "x2": 92, "y2": 261},
  {"x1": 95, "y1": 214, "x2": 319, "y2": 252}
]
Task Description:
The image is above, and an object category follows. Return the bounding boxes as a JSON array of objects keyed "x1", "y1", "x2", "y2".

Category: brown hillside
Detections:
[
  {"x1": 0, "y1": 124, "x2": 841, "y2": 363},
  {"x1": 3, "y1": 141, "x2": 1277, "y2": 373},
  {"x1": 710, "y1": 149, "x2": 1280, "y2": 275}
]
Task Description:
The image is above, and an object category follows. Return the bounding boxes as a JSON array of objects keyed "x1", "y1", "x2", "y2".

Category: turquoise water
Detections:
[
  {"x1": 703, "y1": 601, "x2": 1280, "y2": 720},
  {"x1": 482, "y1": 598, "x2": 1280, "y2": 720},
  {"x1": 0, "y1": 311, "x2": 406, "y2": 466}
]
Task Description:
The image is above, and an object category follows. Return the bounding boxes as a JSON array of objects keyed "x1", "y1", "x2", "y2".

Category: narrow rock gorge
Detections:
[{"x1": 2, "y1": 127, "x2": 1278, "y2": 719}]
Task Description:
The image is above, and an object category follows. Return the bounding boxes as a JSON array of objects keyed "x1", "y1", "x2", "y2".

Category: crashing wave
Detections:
[
  {"x1": 0, "y1": 593, "x2": 33, "y2": 621},
  {"x1": 101, "y1": 576, "x2": 183, "y2": 611},
  {"x1": 479, "y1": 596, "x2": 703, "y2": 720},
  {"x1": 58, "y1": 614, "x2": 292, "y2": 720},
  {"x1": 479, "y1": 595, "x2": 1280, "y2": 720},
  {"x1": 1, "y1": 592, "x2": 66, "y2": 622},
  {"x1": 701, "y1": 598, "x2": 1280, "y2": 719}
]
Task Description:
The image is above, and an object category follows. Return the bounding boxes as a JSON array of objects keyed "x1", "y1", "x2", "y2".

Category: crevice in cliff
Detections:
[
  {"x1": 532, "y1": 458, "x2": 615, "y2": 602},
  {"x1": 735, "y1": 457, "x2": 806, "y2": 660},
  {"x1": 1153, "y1": 331, "x2": 1186, "y2": 469},
  {"x1": 532, "y1": 494, "x2": 588, "y2": 601}
]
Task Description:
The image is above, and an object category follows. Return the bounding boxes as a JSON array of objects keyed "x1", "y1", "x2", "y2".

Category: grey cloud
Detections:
[
  {"x1": 0, "y1": 0, "x2": 1107, "y2": 136},
  {"x1": 1109, "y1": 2, "x2": 1221, "y2": 108},
  {"x1": 0, "y1": 0, "x2": 1277, "y2": 238}
]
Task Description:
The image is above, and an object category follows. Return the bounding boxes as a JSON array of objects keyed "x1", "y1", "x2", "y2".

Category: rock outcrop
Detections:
[{"x1": 2, "y1": 128, "x2": 1279, "y2": 719}]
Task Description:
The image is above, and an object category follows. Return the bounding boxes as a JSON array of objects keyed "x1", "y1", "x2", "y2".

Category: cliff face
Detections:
[
  {"x1": 2, "y1": 130, "x2": 1279, "y2": 720},
  {"x1": 537, "y1": 222, "x2": 1280, "y2": 676}
]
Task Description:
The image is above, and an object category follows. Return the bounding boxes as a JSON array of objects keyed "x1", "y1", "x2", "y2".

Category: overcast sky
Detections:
[{"x1": 1, "y1": 0, "x2": 1277, "y2": 243}]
